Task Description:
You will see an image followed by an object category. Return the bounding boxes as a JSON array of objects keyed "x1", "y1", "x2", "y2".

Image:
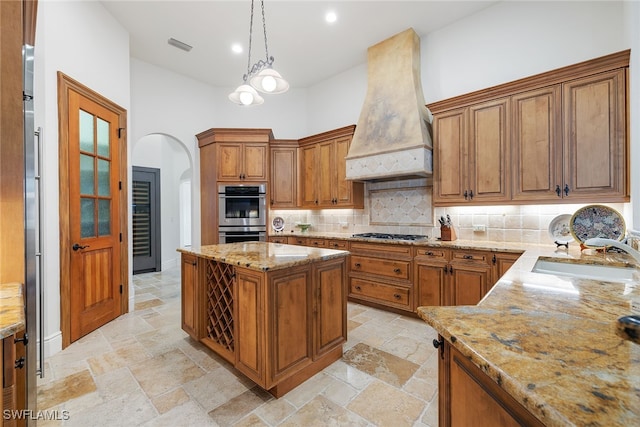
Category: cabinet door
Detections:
[
  {"x1": 468, "y1": 98, "x2": 510, "y2": 203},
  {"x1": 181, "y1": 254, "x2": 201, "y2": 339},
  {"x1": 243, "y1": 143, "x2": 268, "y2": 181},
  {"x1": 415, "y1": 260, "x2": 448, "y2": 307},
  {"x1": 450, "y1": 262, "x2": 491, "y2": 306},
  {"x1": 333, "y1": 136, "x2": 352, "y2": 206},
  {"x1": 433, "y1": 108, "x2": 468, "y2": 204},
  {"x1": 314, "y1": 259, "x2": 347, "y2": 357},
  {"x1": 492, "y1": 252, "x2": 522, "y2": 282},
  {"x1": 235, "y1": 269, "x2": 265, "y2": 385},
  {"x1": 511, "y1": 86, "x2": 563, "y2": 201},
  {"x1": 299, "y1": 145, "x2": 318, "y2": 207},
  {"x1": 217, "y1": 143, "x2": 243, "y2": 181},
  {"x1": 270, "y1": 147, "x2": 297, "y2": 208},
  {"x1": 317, "y1": 140, "x2": 334, "y2": 206},
  {"x1": 563, "y1": 69, "x2": 627, "y2": 199},
  {"x1": 268, "y1": 267, "x2": 311, "y2": 386}
]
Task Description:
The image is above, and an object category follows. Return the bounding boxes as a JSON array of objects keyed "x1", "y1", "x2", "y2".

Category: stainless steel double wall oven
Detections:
[{"x1": 218, "y1": 183, "x2": 267, "y2": 243}]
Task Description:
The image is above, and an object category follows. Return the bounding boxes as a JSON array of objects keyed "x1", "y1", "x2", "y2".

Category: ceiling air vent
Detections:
[{"x1": 168, "y1": 37, "x2": 193, "y2": 52}]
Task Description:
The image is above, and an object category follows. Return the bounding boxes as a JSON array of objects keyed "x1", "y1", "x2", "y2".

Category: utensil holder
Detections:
[{"x1": 440, "y1": 226, "x2": 456, "y2": 241}]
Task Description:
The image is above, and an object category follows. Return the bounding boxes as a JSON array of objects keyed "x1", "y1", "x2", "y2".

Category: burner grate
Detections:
[{"x1": 352, "y1": 233, "x2": 428, "y2": 241}]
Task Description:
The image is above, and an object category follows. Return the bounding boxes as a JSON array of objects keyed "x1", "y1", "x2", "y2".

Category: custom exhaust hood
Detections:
[{"x1": 345, "y1": 28, "x2": 433, "y2": 182}]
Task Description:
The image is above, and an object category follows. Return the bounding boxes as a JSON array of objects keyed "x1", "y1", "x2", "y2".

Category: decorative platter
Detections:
[
  {"x1": 548, "y1": 214, "x2": 574, "y2": 244},
  {"x1": 272, "y1": 216, "x2": 285, "y2": 232},
  {"x1": 569, "y1": 204, "x2": 625, "y2": 244}
]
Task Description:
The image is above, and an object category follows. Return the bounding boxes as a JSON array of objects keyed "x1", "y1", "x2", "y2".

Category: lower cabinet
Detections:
[
  {"x1": 181, "y1": 253, "x2": 204, "y2": 340},
  {"x1": 414, "y1": 248, "x2": 450, "y2": 307},
  {"x1": 269, "y1": 236, "x2": 287, "y2": 244},
  {"x1": 438, "y1": 338, "x2": 544, "y2": 427},
  {"x1": 2, "y1": 330, "x2": 27, "y2": 427},
  {"x1": 449, "y1": 250, "x2": 493, "y2": 306}
]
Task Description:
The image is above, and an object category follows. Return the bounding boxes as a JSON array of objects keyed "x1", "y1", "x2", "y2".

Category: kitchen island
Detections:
[
  {"x1": 417, "y1": 248, "x2": 640, "y2": 427},
  {"x1": 177, "y1": 242, "x2": 349, "y2": 397}
]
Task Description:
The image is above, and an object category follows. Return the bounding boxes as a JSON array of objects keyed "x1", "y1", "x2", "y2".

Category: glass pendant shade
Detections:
[
  {"x1": 250, "y1": 68, "x2": 289, "y2": 94},
  {"x1": 228, "y1": 84, "x2": 264, "y2": 106}
]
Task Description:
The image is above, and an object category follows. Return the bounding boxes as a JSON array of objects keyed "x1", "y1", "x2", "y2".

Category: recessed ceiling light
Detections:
[
  {"x1": 231, "y1": 43, "x2": 243, "y2": 54},
  {"x1": 325, "y1": 11, "x2": 337, "y2": 24},
  {"x1": 167, "y1": 37, "x2": 192, "y2": 52}
]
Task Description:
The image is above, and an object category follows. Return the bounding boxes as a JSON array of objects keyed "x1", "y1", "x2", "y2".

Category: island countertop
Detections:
[
  {"x1": 417, "y1": 246, "x2": 640, "y2": 427},
  {"x1": 0, "y1": 282, "x2": 25, "y2": 340},
  {"x1": 177, "y1": 241, "x2": 349, "y2": 272}
]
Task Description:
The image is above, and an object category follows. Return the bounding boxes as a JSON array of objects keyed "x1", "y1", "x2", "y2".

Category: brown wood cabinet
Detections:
[
  {"x1": 268, "y1": 236, "x2": 287, "y2": 244},
  {"x1": 433, "y1": 98, "x2": 510, "y2": 205},
  {"x1": 348, "y1": 242, "x2": 414, "y2": 314},
  {"x1": 449, "y1": 250, "x2": 493, "y2": 306},
  {"x1": 3, "y1": 330, "x2": 27, "y2": 427},
  {"x1": 196, "y1": 128, "x2": 273, "y2": 244},
  {"x1": 269, "y1": 140, "x2": 297, "y2": 208},
  {"x1": 287, "y1": 236, "x2": 308, "y2": 246},
  {"x1": 180, "y1": 251, "x2": 347, "y2": 397},
  {"x1": 437, "y1": 339, "x2": 544, "y2": 427},
  {"x1": 414, "y1": 248, "x2": 450, "y2": 307},
  {"x1": 491, "y1": 251, "x2": 521, "y2": 283},
  {"x1": 298, "y1": 126, "x2": 364, "y2": 209},
  {"x1": 429, "y1": 50, "x2": 630, "y2": 206}
]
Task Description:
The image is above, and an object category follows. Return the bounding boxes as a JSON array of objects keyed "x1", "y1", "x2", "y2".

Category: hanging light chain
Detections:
[
  {"x1": 244, "y1": 0, "x2": 256, "y2": 82},
  {"x1": 260, "y1": 0, "x2": 271, "y2": 62}
]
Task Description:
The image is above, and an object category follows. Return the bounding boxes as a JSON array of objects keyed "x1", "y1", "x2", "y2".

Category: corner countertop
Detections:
[
  {"x1": 275, "y1": 231, "x2": 640, "y2": 425},
  {"x1": 0, "y1": 282, "x2": 25, "y2": 340},
  {"x1": 417, "y1": 245, "x2": 640, "y2": 426},
  {"x1": 177, "y1": 242, "x2": 349, "y2": 272}
]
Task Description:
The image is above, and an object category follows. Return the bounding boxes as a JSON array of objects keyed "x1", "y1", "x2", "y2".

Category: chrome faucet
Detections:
[{"x1": 584, "y1": 238, "x2": 640, "y2": 265}]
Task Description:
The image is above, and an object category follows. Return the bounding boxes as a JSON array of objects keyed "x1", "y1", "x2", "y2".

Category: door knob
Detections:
[{"x1": 72, "y1": 243, "x2": 89, "y2": 251}]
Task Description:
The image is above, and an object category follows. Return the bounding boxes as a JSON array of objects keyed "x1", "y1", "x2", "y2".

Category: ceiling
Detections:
[{"x1": 100, "y1": 1, "x2": 499, "y2": 90}]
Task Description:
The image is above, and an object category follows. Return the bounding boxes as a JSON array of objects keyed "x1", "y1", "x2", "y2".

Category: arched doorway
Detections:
[{"x1": 132, "y1": 134, "x2": 192, "y2": 272}]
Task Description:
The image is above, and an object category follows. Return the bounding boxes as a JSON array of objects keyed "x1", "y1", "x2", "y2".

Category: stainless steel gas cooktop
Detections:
[{"x1": 352, "y1": 233, "x2": 429, "y2": 241}]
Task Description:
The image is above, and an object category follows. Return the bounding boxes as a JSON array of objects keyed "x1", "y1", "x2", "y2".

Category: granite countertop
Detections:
[
  {"x1": 417, "y1": 245, "x2": 640, "y2": 426},
  {"x1": 0, "y1": 282, "x2": 25, "y2": 340},
  {"x1": 275, "y1": 231, "x2": 640, "y2": 425},
  {"x1": 177, "y1": 241, "x2": 349, "y2": 272}
]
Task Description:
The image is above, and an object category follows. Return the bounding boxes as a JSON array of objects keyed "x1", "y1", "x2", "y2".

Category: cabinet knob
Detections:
[
  {"x1": 355, "y1": 285, "x2": 362, "y2": 291},
  {"x1": 393, "y1": 293, "x2": 401, "y2": 300},
  {"x1": 354, "y1": 262, "x2": 361, "y2": 268},
  {"x1": 393, "y1": 268, "x2": 401, "y2": 274},
  {"x1": 426, "y1": 251, "x2": 434, "y2": 256},
  {"x1": 463, "y1": 254, "x2": 473, "y2": 260}
]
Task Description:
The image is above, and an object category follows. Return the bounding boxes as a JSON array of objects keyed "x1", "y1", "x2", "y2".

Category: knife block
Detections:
[{"x1": 440, "y1": 225, "x2": 456, "y2": 241}]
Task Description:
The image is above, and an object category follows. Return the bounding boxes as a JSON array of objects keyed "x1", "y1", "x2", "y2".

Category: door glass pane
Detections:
[
  {"x1": 97, "y1": 159, "x2": 110, "y2": 196},
  {"x1": 98, "y1": 199, "x2": 111, "y2": 236},
  {"x1": 80, "y1": 154, "x2": 95, "y2": 195},
  {"x1": 97, "y1": 118, "x2": 110, "y2": 157},
  {"x1": 81, "y1": 198, "x2": 95, "y2": 238},
  {"x1": 79, "y1": 110, "x2": 94, "y2": 153}
]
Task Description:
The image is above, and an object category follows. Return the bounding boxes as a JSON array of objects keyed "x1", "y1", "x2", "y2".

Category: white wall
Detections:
[
  {"x1": 34, "y1": 0, "x2": 130, "y2": 356},
  {"x1": 624, "y1": 0, "x2": 640, "y2": 235}
]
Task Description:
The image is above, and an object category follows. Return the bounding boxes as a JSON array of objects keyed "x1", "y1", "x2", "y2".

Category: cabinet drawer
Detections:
[
  {"x1": 326, "y1": 239, "x2": 349, "y2": 250},
  {"x1": 451, "y1": 250, "x2": 489, "y2": 264},
  {"x1": 307, "y1": 238, "x2": 327, "y2": 248},
  {"x1": 350, "y1": 278, "x2": 411, "y2": 308},
  {"x1": 269, "y1": 236, "x2": 288, "y2": 244},
  {"x1": 414, "y1": 247, "x2": 450, "y2": 259},
  {"x1": 349, "y1": 242, "x2": 412, "y2": 259},
  {"x1": 288, "y1": 236, "x2": 308, "y2": 246},
  {"x1": 350, "y1": 255, "x2": 410, "y2": 281}
]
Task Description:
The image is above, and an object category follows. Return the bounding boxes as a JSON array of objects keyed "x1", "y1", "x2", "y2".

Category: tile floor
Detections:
[{"x1": 37, "y1": 267, "x2": 440, "y2": 426}]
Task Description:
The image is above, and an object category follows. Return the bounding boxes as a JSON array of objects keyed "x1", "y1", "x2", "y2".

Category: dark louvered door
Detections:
[{"x1": 132, "y1": 166, "x2": 161, "y2": 273}]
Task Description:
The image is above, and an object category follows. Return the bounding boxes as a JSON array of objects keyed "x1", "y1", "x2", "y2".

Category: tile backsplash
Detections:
[{"x1": 271, "y1": 183, "x2": 631, "y2": 245}]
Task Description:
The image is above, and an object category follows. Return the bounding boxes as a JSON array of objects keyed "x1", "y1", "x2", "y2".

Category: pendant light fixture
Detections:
[{"x1": 229, "y1": 0, "x2": 289, "y2": 106}]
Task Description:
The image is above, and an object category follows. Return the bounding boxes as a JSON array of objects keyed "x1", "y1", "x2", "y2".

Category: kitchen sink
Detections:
[{"x1": 531, "y1": 257, "x2": 636, "y2": 282}]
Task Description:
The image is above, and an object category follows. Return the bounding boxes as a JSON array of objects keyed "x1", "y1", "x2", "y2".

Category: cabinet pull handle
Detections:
[
  {"x1": 449, "y1": 265, "x2": 453, "y2": 274},
  {"x1": 393, "y1": 268, "x2": 401, "y2": 274},
  {"x1": 463, "y1": 254, "x2": 473, "y2": 260},
  {"x1": 492, "y1": 254, "x2": 496, "y2": 264},
  {"x1": 555, "y1": 185, "x2": 561, "y2": 197},
  {"x1": 463, "y1": 190, "x2": 468, "y2": 200},
  {"x1": 469, "y1": 190, "x2": 474, "y2": 200},
  {"x1": 432, "y1": 338, "x2": 445, "y2": 359},
  {"x1": 354, "y1": 262, "x2": 361, "y2": 268},
  {"x1": 393, "y1": 293, "x2": 401, "y2": 300},
  {"x1": 355, "y1": 285, "x2": 362, "y2": 291},
  {"x1": 14, "y1": 334, "x2": 28, "y2": 346},
  {"x1": 426, "y1": 251, "x2": 434, "y2": 256},
  {"x1": 564, "y1": 184, "x2": 570, "y2": 196}
]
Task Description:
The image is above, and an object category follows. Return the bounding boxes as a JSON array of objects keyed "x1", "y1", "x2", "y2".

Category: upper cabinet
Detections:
[
  {"x1": 434, "y1": 98, "x2": 510, "y2": 204},
  {"x1": 270, "y1": 139, "x2": 298, "y2": 208},
  {"x1": 298, "y1": 126, "x2": 364, "y2": 209},
  {"x1": 429, "y1": 50, "x2": 630, "y2": 206}
]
